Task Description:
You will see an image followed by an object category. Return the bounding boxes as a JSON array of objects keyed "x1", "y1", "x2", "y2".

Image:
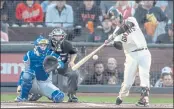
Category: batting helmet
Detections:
[{"x1": 107, "y1": 7, "x2": 123, "y2": 23}]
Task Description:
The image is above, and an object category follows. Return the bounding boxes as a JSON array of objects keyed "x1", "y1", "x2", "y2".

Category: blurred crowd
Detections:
[
  {"x1": 79, "y1": 57, "x2": 173, "y2": 88},
  {"x1": 1, "y1": 0, "x2": 173, "y2": 43},
  {"x1": 1, "y1": 0, "x2": 173, "y2": 88}
]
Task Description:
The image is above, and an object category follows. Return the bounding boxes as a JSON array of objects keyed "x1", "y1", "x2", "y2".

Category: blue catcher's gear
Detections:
[
  {"x1": 15, "y1": 96, "x2": 28, "y2": 102},
  {"x1": 34, "y1": 36, "x2": 49, "y2": 55},
  {"x1": 20, "y1": 70, "x2": 35, "y2": 99},
  {"x1": 107, "y1": 7, "x2": 123, "y2": 23},
  {"x1": 51, "y1": 90, "x2": 64, "y2": 103}
]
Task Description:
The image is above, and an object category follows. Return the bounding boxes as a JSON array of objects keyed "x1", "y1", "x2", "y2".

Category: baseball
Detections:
[{"x1": 92, "y1": 55, "x2": 98, "y2": 60}]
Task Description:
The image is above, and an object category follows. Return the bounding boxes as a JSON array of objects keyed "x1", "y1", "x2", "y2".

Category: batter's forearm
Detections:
[{"x1": 114, "y1": 21, "x2": 135, "y2": 36}]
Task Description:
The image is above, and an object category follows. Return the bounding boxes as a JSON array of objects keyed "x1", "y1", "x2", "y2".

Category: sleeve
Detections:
[
  {"x1": 125, "y1": 17, "x2": 138, "y2": 27},
  {"x1": 113, "y1": 27, "x2": 123, "y2": 42},
  {"x1": 17, "y1": 71, "x2": 24, "y2": 86},
  {"x1": 45, "y1": 5, "x2": 57, "y2": 27},
  {"x1": 65, "y1": 41, "x2": 77, "y2": 54},
  {"x1": 114, "y1": 35, "x2": 122, "y2": 42},
  {"x1": 50, "y1": 51, "x2": 62, "y2": 63},
  {"x1": 158, "y1": 7, "x2": 168, "y2": 22},
  {"x1": 35, "y1": 4, "x2": 44, "y2": 22},
  {"x1": 63, "y1": 5, "x2": 74, "y2": 28},
  {"x1": 41, "y1": 1, "x2": 47, "y2": 13},
  {"x1": 15, "y1": 3, "x2": 23, "y2": 20}
]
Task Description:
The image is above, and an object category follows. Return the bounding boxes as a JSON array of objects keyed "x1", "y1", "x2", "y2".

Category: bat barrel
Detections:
[{"x1": 72, "y1": 43, "x2": 105, "y2": 71}]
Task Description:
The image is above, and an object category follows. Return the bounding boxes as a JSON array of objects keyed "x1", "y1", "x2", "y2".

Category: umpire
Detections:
[{"x1": 48, "y1": 28, "x2": 79, "y2": 102}]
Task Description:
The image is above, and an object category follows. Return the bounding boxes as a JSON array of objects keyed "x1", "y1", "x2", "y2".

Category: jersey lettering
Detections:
[{"x1": 121, "y1": 27, "x2": 136, "y2": 42}]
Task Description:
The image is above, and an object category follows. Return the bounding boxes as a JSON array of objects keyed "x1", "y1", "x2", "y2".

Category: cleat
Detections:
[
  {"x1": 67, "y1": 93, "x2": 78, "y2": 102},
  {"x1": 116, "y1": 97, "x2": 123, "y2": 105},
  {"x1": 136, "y1": 87, "x2": 150, "y2": 107},
  {"x1": 28, "y1": 93, "x2": 42, "y2": 101},
  {"x1": 136, "y1": 99, "x2": 150, "y2": 107},
  {"x1": 14, "y1": 96, "x2": 27, "y2": 102}
]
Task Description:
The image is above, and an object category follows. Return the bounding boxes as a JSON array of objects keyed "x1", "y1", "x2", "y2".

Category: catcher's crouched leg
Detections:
[
  {"x1": 51, "y1": 90, "x2": 64, "y2": 103},
  {"x1": 15, "y1": 70, "x2": 35, "y2": 102}
]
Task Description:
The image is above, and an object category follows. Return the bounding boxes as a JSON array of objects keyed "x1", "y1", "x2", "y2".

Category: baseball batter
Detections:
[
  {"x1": 15, "y1": 36, "x2": 64, "y2": 103},
  {"x1": 105, "y1": 8, "x2": 151, "y2": 107}
]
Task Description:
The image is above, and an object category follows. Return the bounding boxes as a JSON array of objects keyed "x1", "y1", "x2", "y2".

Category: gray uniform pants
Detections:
[
  {"x1": 52, "y1": 64, "x2": 79, "y2": 94},
  {"x1": 30, "y1": 73, "x2": 59, "y2": 99}
]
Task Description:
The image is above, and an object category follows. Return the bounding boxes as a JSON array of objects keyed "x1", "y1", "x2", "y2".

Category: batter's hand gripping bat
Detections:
[{"x1": 71, "y1": 34, "x2": 116, "y2": 71}]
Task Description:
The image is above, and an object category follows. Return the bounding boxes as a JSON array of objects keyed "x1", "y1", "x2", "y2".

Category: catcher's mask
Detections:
[
  {"x1": 107, "y1": 7, "x2": 123, "y2": 24},
  {"x1": 49, "y1": 28, "x2": 67, "y2": 46},
  {"x1": 34, "y1": 36, "x2": 49, "y2": 55}
]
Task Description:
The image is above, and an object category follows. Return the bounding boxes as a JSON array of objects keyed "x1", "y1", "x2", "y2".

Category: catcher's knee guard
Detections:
[
  {"x1": 51, "y1": 90, "x2": 64, "y2": 103},
  {"x1": 20, "y1": 70, "x2": 35, "y2": 99}
]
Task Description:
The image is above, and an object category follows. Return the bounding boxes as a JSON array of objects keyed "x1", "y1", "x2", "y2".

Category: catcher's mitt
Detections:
[{"x1": 43, "y1": 56, "x2": 59, "y2": 73}]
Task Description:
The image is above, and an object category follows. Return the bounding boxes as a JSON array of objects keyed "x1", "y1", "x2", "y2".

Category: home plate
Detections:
[{"x1": 81, "y1": 103, "x2": 107, "y2": 107}]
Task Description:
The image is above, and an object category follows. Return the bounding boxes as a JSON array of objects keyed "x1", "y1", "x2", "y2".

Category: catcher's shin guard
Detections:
[
  {"x1": 20, "y1": 71, "x2": 35, "y2": 99},
  {"x1": 51, "y1": 90, "x2": 64, "y2": 103},
  {"x1": 136, "y1": 87, "x2": 150, "y2": 107}
]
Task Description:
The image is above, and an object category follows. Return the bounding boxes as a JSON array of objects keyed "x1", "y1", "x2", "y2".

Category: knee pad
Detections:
[
  {"x1": 22, "y1": 70, "x2": 35, "y2": 82},
  {"x1": 141, "y1": 87, "x2": 150, "y2": 97},
  {"x1": 51, "y1": 90, "x2": 64, "y2": 103},
  {"x1": 20, "y1": 70, "x2": 35, "y2": 99}
]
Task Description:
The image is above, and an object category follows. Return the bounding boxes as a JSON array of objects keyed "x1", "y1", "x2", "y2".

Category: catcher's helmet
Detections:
[
  {"x1": 107, "y1": 7, "x2": 123, "y2": 23},
  {"x1": 49, "y1": 28, "x2": 67, "y2": 46},
  {"x1": 34, "y1": 36, "x2": 49, "y2": 55}
]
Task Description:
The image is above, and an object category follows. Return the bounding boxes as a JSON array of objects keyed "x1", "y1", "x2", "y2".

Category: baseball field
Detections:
[{"x1": 1, "y1": 92, "x2": 173, "y2": 108}]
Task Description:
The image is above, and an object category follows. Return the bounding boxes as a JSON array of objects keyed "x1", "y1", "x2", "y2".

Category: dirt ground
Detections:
[
  {"x1": 1, "y1": 102, "x2": 173, "y2": 108},
  {"x1": 1, "y1": 93, "x2": 173, "y2": 108}
]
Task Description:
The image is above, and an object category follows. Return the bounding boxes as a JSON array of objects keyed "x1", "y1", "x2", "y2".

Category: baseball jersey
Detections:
[
  {"x1": 114, "y1": 17, "x2": 148, "y2": 54},
  {"x1": 50, "y1": 40, "x2": 77, "y2": 63},
  {"x1": 22, "y1": 50, "x2": 62, "y2": 81}
]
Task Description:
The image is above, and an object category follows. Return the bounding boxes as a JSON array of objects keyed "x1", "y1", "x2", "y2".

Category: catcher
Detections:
[
  {"x1": 15, "y1": 36, "x2": 65, "y2": 102},
  {"x1": 45, "y1": 28, "x2": 79, "y2": 102}
]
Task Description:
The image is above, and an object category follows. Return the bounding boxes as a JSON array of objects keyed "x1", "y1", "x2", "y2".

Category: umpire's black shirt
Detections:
[
  {"x1": 50, "y1": 40, "x2": 77, "y2": 74},
  {"x1": 50, "y1": 40, "x2": 77, "y2": 63}
]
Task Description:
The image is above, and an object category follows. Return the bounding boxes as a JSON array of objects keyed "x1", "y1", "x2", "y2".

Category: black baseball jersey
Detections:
[{"x1": 50, "y1": 40, "x2": 77, "y2": 63}]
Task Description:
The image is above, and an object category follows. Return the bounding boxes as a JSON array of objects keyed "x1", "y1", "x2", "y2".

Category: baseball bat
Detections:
[{"x1": 72, "y1": 43, "x2": 106, "y2": 71}]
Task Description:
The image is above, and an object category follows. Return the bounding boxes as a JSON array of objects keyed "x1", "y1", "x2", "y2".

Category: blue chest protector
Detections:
[{"x1": 23, "y1": 50, "x2": 51, "y2": 81}]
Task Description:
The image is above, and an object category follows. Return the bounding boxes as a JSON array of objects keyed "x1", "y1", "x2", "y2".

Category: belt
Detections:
[{"x1": 131, "y1": 48, "x2": 147, "y2": 52}]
